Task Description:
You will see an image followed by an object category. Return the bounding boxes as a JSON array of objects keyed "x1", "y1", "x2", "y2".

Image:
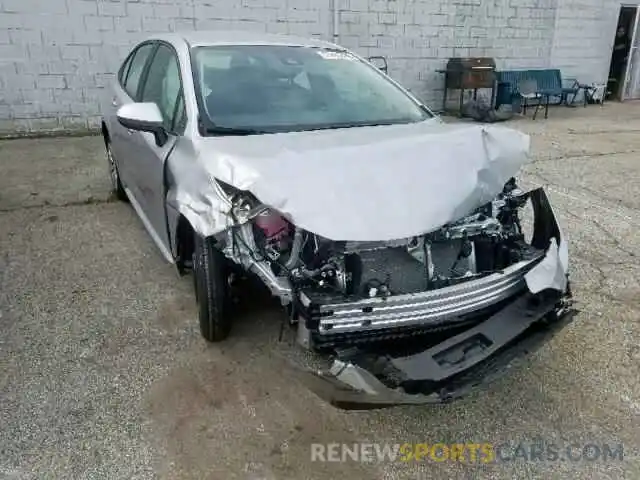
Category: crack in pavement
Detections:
[
  {"x1": 566, "y1": 241, "x2": 638, "y2": 307},
  {"x1": 0, "y1": 196, "x2": 118, "y2": 213},
  {"x1": 589, "y1": 218, "x2": 637, "y2": 259},
  {"x1": 566, "y1": 128, "x2": 640, "y2": 135},
  {"x1": 571, "y1": 252, "x2": 638, "y2": 308},
  {"x1": 563, "y1": 206, "x2": 637, "y2": 260},
  {"x1": 571, "y1": 183, "x2": 638, "y2": 212},
  {"x1": 545, "y1": 206, "x2": 638, "y2": 307},
  {"x1": 530, "y1": 148, "x2": 640, "y2": 164},
  {"x1": 526, "y1": 170, "x2": 640, "y2": 220}
]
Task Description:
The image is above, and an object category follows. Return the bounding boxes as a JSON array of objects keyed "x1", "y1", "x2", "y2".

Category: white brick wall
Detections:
[
  {"x1": 550, "y1": 0, "x2": 621, "y2": 85},
  {"x1": 0, "y1": 0, "x2": 624, "y2": 133}
]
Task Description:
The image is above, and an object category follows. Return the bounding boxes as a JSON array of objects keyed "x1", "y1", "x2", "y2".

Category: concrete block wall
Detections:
[
  {"x1": 0, "y1": 0, "x2": 623, "y2": 134},
  {"x1": 550, "y1": 0, "x2": 621, "y2": 85},
  {"x1": 0, "y1": 0, "x2": 331, "y2": 133},
  {"x1": 338, "y1": 0, "x2": 558, "y2": 105}
]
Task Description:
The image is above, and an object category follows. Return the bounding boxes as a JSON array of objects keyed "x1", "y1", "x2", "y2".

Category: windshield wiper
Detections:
[
  {"x1": 203, "y1": 125, "x2": 268, "y2": 136},
  {"x1": 202, "y1": 120, "x2": 419, "y2": 136},
  {"x1": 304, "y1": 120, "x2": 410, "y2": 131}
]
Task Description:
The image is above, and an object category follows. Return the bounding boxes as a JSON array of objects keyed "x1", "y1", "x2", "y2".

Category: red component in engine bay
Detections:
[{"x1": 254, "y1": 210, "x2": 291, "y2": 249}]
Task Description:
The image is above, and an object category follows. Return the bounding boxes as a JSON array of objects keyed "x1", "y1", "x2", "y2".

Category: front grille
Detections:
[
  {"x1": 299, "y1": 253, "x2": 544, "y2": 348},
  {"x1": 310, "y1": 314, "x2": 482, "y2": 349},
  {"x1": 357, "y1": 247, "x2": 428, "y2": 295}
]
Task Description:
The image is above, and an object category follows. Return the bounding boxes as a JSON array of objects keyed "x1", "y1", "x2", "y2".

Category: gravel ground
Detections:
[{"x1": 0, "y1": 103, "x2": 639, "y2": 479}]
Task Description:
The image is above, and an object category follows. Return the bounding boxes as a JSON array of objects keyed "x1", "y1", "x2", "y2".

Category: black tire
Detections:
[
  {"x1": 106, "y1": 141, "x2": 128, "y2": 202},
  {"x1": 192, "y1": 234, "x2": 233, "y2": 342}
]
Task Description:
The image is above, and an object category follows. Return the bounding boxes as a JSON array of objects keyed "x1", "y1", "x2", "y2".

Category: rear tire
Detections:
[{"x1": 193, "y1": 234, "x2": 233, "y2": 342}]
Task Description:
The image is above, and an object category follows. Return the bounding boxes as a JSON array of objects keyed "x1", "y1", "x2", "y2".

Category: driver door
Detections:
[
  {"x1": 109, "y1": 41, "x2": 157, "y2": 194},
  {"x1": 127, "y1": 43, "x2": 187, "y2": 261}
]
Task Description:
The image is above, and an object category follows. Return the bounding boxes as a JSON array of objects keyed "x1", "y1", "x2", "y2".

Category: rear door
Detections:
[
  {"x1": 109, "y1": 42, "x2": 157, "y2": 194},
  {"x1": 125, "y1": 42, "x2": 187, "y2": 259}
]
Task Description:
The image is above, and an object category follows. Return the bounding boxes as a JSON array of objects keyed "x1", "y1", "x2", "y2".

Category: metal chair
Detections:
[{"x1": 517, "y1": 79, "x2": 543, "y2": 119}]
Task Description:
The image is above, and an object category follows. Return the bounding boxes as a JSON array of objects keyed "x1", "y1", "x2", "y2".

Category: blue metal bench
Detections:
[{"x1": 495, "y1": 69, "x2": 580, "y2": 118}]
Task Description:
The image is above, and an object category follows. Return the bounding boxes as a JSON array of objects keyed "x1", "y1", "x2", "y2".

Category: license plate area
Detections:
[{"x1": 433, "y1": 333, "x2": 493, "y2": 368}]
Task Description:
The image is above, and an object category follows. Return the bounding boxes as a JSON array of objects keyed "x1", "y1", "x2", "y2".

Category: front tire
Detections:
[
  {"x1": 193, "y1": 234, "x2": 233, "y2": 342},
  {"x1": 106, "y1": 141, "x2": 127, "y2": 202}
]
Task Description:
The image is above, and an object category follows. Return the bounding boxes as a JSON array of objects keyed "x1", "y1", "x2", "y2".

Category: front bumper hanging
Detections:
[{"x1": 293, "y1": 290, "x2": 576, "y2": 410}]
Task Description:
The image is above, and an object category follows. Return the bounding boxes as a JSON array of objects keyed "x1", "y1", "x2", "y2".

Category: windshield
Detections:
[{"x1": 191, "y1": 45, "x2": 431, "y2": 134}]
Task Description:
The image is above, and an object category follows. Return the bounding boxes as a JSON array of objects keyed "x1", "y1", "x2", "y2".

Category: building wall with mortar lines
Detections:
[{"x1": 0, "y1": 0, "x2": 623, "y2": 133}]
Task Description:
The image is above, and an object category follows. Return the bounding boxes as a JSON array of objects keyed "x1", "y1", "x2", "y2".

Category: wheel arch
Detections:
[
  {"x1": 174, "y1": 212, "x2": 196, "y2": 275},
  {"x1": 163, "y1": 144, "x2": 221, "y2": 274},
  {"x1": 101, "y1": 120, "x2": 110, "y2": 145},
  {"x1": 165, "y1": 168, "x2": 197, "y2": 275}
]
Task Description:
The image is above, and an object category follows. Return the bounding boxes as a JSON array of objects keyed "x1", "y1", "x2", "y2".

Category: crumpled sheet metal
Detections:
[
  {"x1": 168, "y1": 151, "x2": 237, "y2": 239},
  {"x1": 523, "y1": 187, "x2": 570, "y2": 294},
  {"x1": 172, "y1": 120, "x2": 531, "y2": 242},
  {"x1": 525, "y1": 223, "x2": 570, "y2": 294},
  {"x1": 168, "y1": 121, "x2": 570, "y2": 294},
  {"x1": 525, "y1": 238, "x2": 569, "y2": 293}
]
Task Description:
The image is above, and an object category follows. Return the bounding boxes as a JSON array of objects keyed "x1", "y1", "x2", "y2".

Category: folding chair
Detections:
[{"x1": 517, "y1": 79, "x2": 543, "y2": 119}]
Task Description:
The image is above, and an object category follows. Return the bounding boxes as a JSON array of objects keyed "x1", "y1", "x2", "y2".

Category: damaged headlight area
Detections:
[
  {"x1": 213, "y1": 179, "x2": 574, "y2": 408},
  {"x1": 218, "y1": 179, "x2": 568, "y2": 314}
]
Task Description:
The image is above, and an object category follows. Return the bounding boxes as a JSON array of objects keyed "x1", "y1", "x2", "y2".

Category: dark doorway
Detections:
[{"x1": 607, "y1": 6, "x2": 636, "y2": 100}]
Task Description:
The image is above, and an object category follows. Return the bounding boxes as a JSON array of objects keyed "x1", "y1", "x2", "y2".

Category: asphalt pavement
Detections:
[{"x1": 0, "y1": 103, "x2": 639, "y2": 479}]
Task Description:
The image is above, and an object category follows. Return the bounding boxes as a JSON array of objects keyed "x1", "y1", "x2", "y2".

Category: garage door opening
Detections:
[{"x1": 609, "y1": 6, "x2": 639, "y2": 100}]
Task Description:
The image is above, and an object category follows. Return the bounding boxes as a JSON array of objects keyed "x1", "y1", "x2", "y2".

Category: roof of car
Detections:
[{"x1": 153, "y1": 30, "x2": 344, "y2": 50}]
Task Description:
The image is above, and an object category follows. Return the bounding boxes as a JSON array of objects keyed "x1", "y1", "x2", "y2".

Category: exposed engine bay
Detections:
[
  {"x1": 246, "y1": 178, "x2": 531, "y2": 298},
  {"x1": 214, "y1": 177, "x2": 567, "y2": 352}
]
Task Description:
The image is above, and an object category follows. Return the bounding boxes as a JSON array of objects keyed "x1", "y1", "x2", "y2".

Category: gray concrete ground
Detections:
[{"x1": 0, "y1": 103, "x2": 639, "y2": 480}]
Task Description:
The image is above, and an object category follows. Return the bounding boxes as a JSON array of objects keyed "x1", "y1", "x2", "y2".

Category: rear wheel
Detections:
[
  {"x1": 106, "y1": 141, "x2": 127, "y2": 202},
  {"x1": 192, "y1": 234, "x2": 233, "y2": 342}
]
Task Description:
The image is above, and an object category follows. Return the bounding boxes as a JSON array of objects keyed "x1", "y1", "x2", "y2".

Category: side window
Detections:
[
  {"x1": 140, "y1": 44, "x2": 186, "y2": 133},
  {"x1": 123, "y1": 43, "x2": 155, "y2": 100},
  {"x1": 118, "y1": 54, "x2": 133, "y2": 85},
  {"x1": 173, "y1": 94, "x2": 187, "y2": 132}
]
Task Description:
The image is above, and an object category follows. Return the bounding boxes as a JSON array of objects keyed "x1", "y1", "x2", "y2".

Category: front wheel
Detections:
[
  {"x1": 192, "y1": 234, "x2": 233, "y2": 342},
  {"x1": 106, "y1": 141, "x2": 127, "y2": 202}
]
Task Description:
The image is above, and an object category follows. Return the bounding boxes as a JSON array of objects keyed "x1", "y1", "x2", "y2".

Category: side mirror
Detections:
[
  {"x1": 368, "y1": 56, "x2": 388, "y2": 74},
  {"x1": 117, "y1": 103, "x2": 168, "y2": 147}
]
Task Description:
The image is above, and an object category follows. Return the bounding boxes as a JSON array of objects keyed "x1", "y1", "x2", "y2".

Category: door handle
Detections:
[{"x1": 112, "y1": 98, "x2": 119, "y2": 107}]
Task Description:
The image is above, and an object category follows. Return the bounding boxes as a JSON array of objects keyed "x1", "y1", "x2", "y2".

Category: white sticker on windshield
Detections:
[{"x1": 316, "y1": 50, "x2": 353, "y2": 61}]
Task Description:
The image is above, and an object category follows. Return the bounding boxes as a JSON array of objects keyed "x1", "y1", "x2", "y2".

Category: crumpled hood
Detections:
[{"x1": 193, "y1": 120, "x2": 531, "y2": 241}]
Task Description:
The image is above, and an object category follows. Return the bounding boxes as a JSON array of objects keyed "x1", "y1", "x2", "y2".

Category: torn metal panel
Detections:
[
  {"x1": 165, "y1": 138, "x2": 236, "y2": 239},
  {"x1": 524, "y1": 187, "x2": 570, "y2": 293},
  {"x1": 525, "y1": 238, "x2": 568, "y2": 294},
  {"x1": 167, "y1": 119, "x2": 530, "y2": 241}
]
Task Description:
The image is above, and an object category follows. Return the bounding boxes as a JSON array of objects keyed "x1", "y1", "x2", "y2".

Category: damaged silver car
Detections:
[{"x1": 101, "y1": 31, "x2": 575, "y2": 409}]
